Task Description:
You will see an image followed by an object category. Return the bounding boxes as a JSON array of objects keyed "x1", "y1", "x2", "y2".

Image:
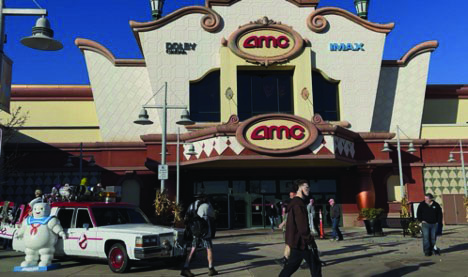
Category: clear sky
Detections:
[{"x1": 5, "y1": 0, "x2": 467, "y2": 85}]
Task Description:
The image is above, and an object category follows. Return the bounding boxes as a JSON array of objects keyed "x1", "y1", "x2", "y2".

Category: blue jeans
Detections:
[
  {"x1": 269, "y1": 216, "x2": 276, "y2": 229},
  {"x1": 331, "y1": 218, "x2": 343, "y2": 240},
  {"x1": 422, "y1": 223, "x2": 438, "y2": 254}
]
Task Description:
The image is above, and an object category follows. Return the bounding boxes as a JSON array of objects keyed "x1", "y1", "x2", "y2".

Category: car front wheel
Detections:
[{"x1": 108, "y1": 243, "x2": 131, "y2": 273}]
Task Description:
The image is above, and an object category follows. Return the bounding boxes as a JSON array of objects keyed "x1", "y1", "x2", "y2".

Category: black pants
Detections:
[{"x1": 279, "y1": 248, "x2": 322, "y2": 277}]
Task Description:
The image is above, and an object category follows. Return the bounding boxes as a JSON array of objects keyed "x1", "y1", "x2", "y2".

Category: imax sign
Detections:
[{"x1": 330, "y1": 43, "x2": 365, "y2": 51}]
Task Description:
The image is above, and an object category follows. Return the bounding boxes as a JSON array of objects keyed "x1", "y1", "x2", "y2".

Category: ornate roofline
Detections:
[
  {"x1": 75, "y1": 38, "x2": 146, "y2": 67},
  {"x1": 129, "y1": 6, "x2": 222, "y2": 33},
  {"x1": 307, "y1": 7, "x2": 395, "y2": 34},
  {"x1": 205, "y1": 0, "x2": 319, "y2": 7},
  {"x1": 382, "y1": 40, "x2": 439, "y2": 67}
]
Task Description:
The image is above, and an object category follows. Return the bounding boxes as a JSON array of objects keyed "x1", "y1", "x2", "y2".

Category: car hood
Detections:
[{"x1": 96, "y1": 224, "x2": 175, "y2": 235}]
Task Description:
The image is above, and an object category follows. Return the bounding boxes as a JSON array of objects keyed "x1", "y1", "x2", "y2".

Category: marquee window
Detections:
[
  {"x1": 189, "y1": 70, "x2": 221, "y2": 122},
  {"x1": 237, "y1": 70, "x2": 293, "y2": 121},
  {"x1": 312, "y1": 70, "x2": 340, "y2": 121}
]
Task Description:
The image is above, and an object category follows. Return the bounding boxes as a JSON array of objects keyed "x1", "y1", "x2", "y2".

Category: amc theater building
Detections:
[{"x1": 2, "y1": 0, "x2": 467, "y2": 228}]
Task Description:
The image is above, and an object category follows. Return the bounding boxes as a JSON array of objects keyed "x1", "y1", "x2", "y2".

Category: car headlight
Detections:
[{"x1": 135, "y1": 237, "x2": 143, "y2": 248}]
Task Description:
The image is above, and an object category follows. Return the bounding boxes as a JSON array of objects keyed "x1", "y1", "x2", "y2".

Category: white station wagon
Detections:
[{"x1": 3, "y1": 202, "x2": 185, "y2": 273}]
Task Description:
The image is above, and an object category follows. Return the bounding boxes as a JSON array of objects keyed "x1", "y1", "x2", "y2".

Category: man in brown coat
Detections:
[{"x1": 279, "y1": 180, "x2": 322, "y2": 277}]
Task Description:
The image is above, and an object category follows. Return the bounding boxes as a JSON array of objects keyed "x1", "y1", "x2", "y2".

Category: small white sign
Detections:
[{"x1": 158, "y1": 164, "x2": 168, "y2": 180}]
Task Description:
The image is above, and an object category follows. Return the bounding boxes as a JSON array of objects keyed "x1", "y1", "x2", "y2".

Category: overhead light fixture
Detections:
[
  {"x1": 21, "y1": 16, "x2": 63, "y2": 51},
  {"x1": 134, "y1": 108, "x2": 153, "y2": 125},
  {"x1": 176, "y1": 109, "x2": 195, "y2": 126},
  {"x1": 448, "y1": 153, "x2": 456, "y2": 163},
  {"x1": 381, "y1": 142, "x2": 392, "y2": 152},
  {"x1": 354, "y1": 0, "x2": 370, "y2": 19},
  {"x1": 407, "y1": 142, "x2": 416, "y2": 153},
  {"x1": 186, "y1": 144, "x2": 197, "y2": 156}
]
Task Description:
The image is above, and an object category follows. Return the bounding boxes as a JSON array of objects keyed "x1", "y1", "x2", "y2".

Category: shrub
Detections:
[{"x1": 360, "y1": 208, "x2": 385, "y2": 220}]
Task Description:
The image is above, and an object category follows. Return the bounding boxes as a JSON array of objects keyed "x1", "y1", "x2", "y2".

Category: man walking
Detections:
[
  {"x1": 307, "y1": 198, "x2": 319, "y2": 236},
  {"x1": 417, "y1": 193, "x2": 443, "y2": 256},
  {"x1": 276, "y1": 188, "x2": 296, "y2": 266},
  {"x1": 279, "y1": 179, "x2": 322, "y2": 277},
  {"x1": 181, "y1": 195, "x2": 218, "y2": 277},
  {"x1": 329, "y1": 198, "x2": 343, "y2": 241}
]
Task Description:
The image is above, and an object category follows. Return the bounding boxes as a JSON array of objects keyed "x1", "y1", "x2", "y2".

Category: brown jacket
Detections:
[{"x1": 285, "y1": 197, "x2": 313, "y2": 250}]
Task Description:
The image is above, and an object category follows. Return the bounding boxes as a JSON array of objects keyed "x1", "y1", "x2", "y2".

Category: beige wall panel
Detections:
[
  {"x1": 0, "y1": 101, "x2": 99, "y2": 127},
  {"x1": 12, "y1": 129, "x2": 101, "y2": 143}
]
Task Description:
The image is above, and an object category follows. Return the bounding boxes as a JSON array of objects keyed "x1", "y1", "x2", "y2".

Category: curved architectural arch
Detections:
[
  {"x1": 130, "y1": 6, "x2": 222, "y2": 33},
  {"x1": 307, "y1": 7, "x2": 395, "y2": 34},
  {"x1": 75, "y1": 38, "x2": 145, "y2": 67},
  {"x1": 382, "y1": 40, "x2": 439, "y2": 67}
]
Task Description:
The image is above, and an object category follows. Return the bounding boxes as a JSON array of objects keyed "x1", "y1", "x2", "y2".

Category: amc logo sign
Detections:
[
  {"x1": 243, "y1": 34, "x2": 290, "y2": 49},
  {"x1": 227, "y1": 17, "x2": 305, "y2": 66},
  {"x1": 236, "y1": 114, "x2": 318, "y2": 154}
]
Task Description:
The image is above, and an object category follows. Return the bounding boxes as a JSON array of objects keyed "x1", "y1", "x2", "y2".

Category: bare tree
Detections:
[{"x1": 0, "y1": 106, "x2": 29, "y2": 180}]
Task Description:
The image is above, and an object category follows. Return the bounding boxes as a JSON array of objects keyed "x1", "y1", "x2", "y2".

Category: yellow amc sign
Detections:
[{"x1": 236, "y1": 114, "x2": 318, "y2": 154}]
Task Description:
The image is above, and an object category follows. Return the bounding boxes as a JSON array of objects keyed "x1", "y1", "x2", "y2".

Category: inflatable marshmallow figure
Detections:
[{"x1": 15, "y1": 203, "x2": 66, "y2": 267}]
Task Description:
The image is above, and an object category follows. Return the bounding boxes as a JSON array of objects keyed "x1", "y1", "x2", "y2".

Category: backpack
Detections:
[{"x1": 186, "y1": 201, "x2": 209, "y2": 238}]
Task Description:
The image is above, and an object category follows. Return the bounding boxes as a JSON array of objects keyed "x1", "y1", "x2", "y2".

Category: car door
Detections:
[
  {"x1": 67, "y1": 208, "x2": 98, "y2": 256},
  {"x1": 56, "y1": 207, "x2": 75, "y2": 256}
]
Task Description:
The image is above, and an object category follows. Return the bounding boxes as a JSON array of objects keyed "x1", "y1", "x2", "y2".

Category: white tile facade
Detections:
[
  {"x1": 84, "y1": 51, "x2": 161, "y2": 141},
  {"x1": 372, "y1": 52, "x2": 432, "y2": 138}
]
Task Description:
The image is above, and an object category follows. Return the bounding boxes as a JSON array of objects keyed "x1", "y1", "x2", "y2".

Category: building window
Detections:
[
  {"x1": 237, "y1": 70, "x2": 293, "y2": 121},
  {"x1": 189, "y1": 70, "x2": 220, "y2": 122},
  {"x1": 312, "y1": 70, "x2": 340, "y2": 121}
]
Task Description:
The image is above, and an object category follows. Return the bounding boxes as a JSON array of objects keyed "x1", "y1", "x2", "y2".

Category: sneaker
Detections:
[
  {"x1": 424, "y1": 252, "x2": 432, "y2": 257},
  {"x1": 208, "y1": 268, "x2": 219, "y2": 276},
  {"x1": 181, "y1": 268, "x2": 195, "y2": 277},
  {"x1": 300, "y1": 262, "x2": 308, "y2": 269},
  {"x1": 434, "y1": 248, "x2": 441, "y2": 256},
  {"x1": 275, "y1": 257, "x2": 288, "y2": 266}
]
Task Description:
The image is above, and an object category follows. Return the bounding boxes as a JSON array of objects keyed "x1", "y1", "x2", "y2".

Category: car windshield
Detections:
[{"x1": 91, "y1": 207, "x2": 150, "y2": 226}]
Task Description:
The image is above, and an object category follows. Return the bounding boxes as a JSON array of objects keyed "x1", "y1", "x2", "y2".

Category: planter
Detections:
[{"x1": 363, "y1": 219, "x2": 384, "y2": 236}]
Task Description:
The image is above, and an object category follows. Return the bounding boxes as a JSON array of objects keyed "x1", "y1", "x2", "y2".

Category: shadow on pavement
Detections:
[
  {"x1": 214, "y1": 232, "x2": 274, "y2": 239},
  {"x1": 441, "y1": 243, "x2": 468, "y2": 254},
  {"x1": 321, "y1": 244, "x2": 372, "y2": 256},
  {"x1": 323, "y1": 250, "x2": 397, "y2": 266},
  {"x1": 370, "y1": 262, "x2": 434, "y2": 277}
]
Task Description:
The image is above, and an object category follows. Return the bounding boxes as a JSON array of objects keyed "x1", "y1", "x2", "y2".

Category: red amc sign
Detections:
[
  {"x1": 243, "y1": 35, "x2": 290, "y2": 49},
  {"x1": 236, "y1": 114, "x2": 318, "y2": 154}
]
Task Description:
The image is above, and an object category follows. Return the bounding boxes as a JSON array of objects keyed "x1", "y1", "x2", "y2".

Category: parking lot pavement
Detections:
[{"x1": 0, "y1": 226, "x2": 467, "y2": 276}]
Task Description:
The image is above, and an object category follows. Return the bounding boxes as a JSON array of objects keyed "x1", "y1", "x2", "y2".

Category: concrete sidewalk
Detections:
[{"x1": 0, "y1": 226, "x2": 467, "y2": 276}]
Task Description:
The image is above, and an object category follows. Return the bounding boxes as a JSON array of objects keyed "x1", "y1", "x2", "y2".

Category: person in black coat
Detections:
[{"x1": 417, "y1": 193, "x2": 443, "y2": 256}]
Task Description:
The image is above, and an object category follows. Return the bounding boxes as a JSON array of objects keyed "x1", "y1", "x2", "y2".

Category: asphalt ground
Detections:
[{"x1": 0, "y1": 226, "x2": 467, "y2": 276}]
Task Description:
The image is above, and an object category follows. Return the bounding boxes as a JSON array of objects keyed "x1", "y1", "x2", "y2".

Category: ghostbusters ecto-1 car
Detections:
[{"x1": 0, "y1": 201, "x2": 185, "y2": 273}]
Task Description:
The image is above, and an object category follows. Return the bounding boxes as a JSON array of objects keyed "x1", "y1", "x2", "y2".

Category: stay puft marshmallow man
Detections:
[{"x1": 15, "y1": 203, "x2": 67, "y2": 267}]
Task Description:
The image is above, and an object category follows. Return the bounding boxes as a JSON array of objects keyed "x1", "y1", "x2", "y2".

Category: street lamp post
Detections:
[
  {"x1": 448, "y1": 140, "x2": 468, "y2": 197},
  {"x1": 64, "y1": 142, "x2": 95, "y2": 182},
  {"x1": 134, "y1": 82, "x2": 194, "y2": 197},
  {"x1": 381, "y1": 125, "x2": 416, "y2": 199}
]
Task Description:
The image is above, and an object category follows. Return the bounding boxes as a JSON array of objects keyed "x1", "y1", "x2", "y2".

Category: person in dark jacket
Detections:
[
  {"x1": 328, "y1": 198, "x2": 343, "y2": 241},
  {"x1": 279, "y1": 180, "x2": 322, "y2": 277},
  {"x1": 417, "y1": 193, "x2": 443, "y2": 256}
]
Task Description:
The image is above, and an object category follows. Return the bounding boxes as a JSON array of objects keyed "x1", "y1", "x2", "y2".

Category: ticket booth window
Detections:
[
  {"x1": 237, "y1": 70, "x2": 293, "y2": 121},
  {"x1": 312, "y1": 70, "x2": 340, "y2": 121},
  {"x1": 189, "y1": 70, "x2": 221, "y2": 122}
]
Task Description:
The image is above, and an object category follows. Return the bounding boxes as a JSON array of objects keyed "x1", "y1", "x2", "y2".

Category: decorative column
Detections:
[{"x1": 356, "y1": 166, "x2": 376, "y2": 210}]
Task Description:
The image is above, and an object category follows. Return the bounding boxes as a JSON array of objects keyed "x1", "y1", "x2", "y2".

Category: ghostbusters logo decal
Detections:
[{"x1": 79, "y1": 233, "x2": 88, "y2": 250}]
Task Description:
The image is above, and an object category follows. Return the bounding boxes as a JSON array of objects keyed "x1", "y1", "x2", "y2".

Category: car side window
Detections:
[
  {"x1": 57, "y1": 208, "x2": 74, "y2": 229},
  {"x1": 75, "y1": 209, "x2": 93, "y2": 229}
]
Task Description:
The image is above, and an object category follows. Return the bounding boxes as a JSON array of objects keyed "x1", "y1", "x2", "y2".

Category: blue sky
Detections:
[{"x1": 5, "y1": 0, "x2": 467, "y2": 85}]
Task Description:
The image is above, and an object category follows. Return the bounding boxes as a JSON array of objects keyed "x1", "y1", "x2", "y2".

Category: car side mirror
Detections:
[{"x1": 83, "y1": 223, "x2": 90, "y2": 230}]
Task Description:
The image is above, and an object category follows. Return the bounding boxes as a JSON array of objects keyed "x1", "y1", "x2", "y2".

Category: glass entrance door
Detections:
[{"x1": 250, "y1": 193, "x2": 264, "y2": 227}]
